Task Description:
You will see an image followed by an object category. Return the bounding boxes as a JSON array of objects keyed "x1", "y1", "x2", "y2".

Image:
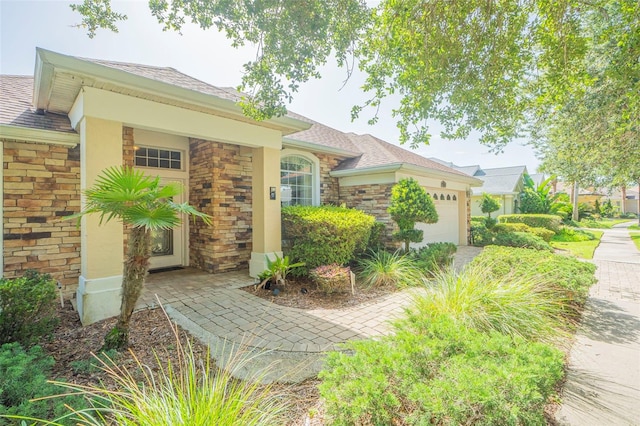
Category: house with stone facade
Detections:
[{"x1": 1, "y1": 48, "x2": 481, "y2": 325}]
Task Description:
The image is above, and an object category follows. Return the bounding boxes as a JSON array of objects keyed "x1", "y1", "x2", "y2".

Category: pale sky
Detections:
[{"x1": 1, "y1": 0, "x2": 541, "y2": 172}]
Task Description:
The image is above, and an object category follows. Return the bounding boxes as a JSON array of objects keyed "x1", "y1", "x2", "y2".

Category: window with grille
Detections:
[{"x1": 135, "y1": 147, "x2": 183, "y2": 170}]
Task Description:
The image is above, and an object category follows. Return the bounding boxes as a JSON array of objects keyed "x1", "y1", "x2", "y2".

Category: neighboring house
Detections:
[
  {"x1": 0, "y1": 48, "x2": 481, "y2": 325},
  {"x1": 431, "y1": 160, "x2": 539, "y2": 216}
]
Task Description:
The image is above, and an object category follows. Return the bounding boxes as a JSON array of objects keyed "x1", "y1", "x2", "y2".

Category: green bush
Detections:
[
  {"x1": 357, "y1": 250, "x2": 423, "y2": 288},
  {"x1": 0, "y1": 343, "x2": 86, "y2": 424},
  {"x1": 0, "y1": 270, "x2": 58, "y2": 346},
  {"x1": 553, "y1": 228, "x2": 596, "y2": 242},
  {"x1": 493, "y1": 223, "x2": 555, "y2": 241},
  {"x1": 498, "y1": 214, "x2": 563, "y2": 233},
  {"x1": 282, "y1": 205, "x2": 375, "y2": 273},
  {"x1": 366, "y1": 221, "x2": 387, "y2": 252},
  {"x1": 410, "y1": 243, "x2": 457, "y2": 272},
  {"x1": 490, "y1": 231, "x2": 553, "y2": 251},
  {"x1": 319, "y1": 316, "x2": 564, "y2": 426},
  {"x1": 470, "y1": 246, "x2": 597, "y2": 307}
]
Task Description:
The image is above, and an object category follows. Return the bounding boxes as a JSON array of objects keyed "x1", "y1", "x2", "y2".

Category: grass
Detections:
[
  {"x1": 631, "y1": 232, "x2": 640, "y2": 251},
  {"x1": 409, "y1": 264, "x2": 570, "y2": 343},
  {"x1": 551, "y1": 229, "x2": 603, "y2": 259}
]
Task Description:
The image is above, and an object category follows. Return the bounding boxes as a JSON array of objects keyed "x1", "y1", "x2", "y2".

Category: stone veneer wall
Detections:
[
  {"x1": 338, "y1": 183, "x2": 398, "y2": 247},
  {"x1": 315, "y1": 153, "x2": 345, "y2": 205},
  {"x1": 2, "y1": 140, "x2": 81, "y2": 289},
  {"x1": 189, "y1": 139, "x2": 252, "y2": 273}
]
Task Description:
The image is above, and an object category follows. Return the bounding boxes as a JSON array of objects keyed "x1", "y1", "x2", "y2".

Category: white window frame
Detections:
[{"x1": 280, "y1": 149, "x2": 320, "y2": 206}]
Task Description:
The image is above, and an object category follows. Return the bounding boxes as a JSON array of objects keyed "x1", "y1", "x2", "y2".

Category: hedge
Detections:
[
  {"x1": 498, "y1": 214, "x2": 563, "y2": 233},
  {"x1": 282, "y1": 205, "x2": 375, "y2": 273}
]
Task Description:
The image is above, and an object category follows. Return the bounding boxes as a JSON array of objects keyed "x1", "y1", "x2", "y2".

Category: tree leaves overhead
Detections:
[{"x1": 70, "y1": 0, "x2": 636, "y2": 154}]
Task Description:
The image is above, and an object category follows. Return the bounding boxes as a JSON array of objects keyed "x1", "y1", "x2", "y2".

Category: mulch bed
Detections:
[{"x1": 241, "y1": 276, "x2": 397, "y2": 310}]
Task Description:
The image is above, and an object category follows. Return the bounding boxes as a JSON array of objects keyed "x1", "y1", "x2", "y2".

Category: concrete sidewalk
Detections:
[{"x1": 556, "y1": 222, "x2": 640, "y2": 425}]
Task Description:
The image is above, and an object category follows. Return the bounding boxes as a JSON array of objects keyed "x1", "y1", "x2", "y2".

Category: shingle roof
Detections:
[
  {"x1": 81, "y1": 58, "x2": 241, "y2": 103},
  {"x1": 469, "y1": 165, "x2": 527, "y2": 195},
  {"x1": 0, "y1": 75, "x2": 74, "y2": 133},
  {"x1": 331, "y1": 133, "x2": 474, "y2": 178}
]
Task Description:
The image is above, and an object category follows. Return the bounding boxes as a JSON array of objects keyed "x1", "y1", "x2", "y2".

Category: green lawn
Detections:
[
  {"x1": 630, "y1": 232, "x2": 640, "y2": 251},
  {"x1": 551, "y1": 230, "x2": 603, "y2": 259}
]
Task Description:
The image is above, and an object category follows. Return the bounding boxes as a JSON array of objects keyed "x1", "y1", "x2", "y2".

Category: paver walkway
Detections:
[
  {"x1": 556, "y1": 222, "x2": 640, "y2": 425},
  {"x1": 138, "y1": 246, "x2": 481, "y2": 382}
]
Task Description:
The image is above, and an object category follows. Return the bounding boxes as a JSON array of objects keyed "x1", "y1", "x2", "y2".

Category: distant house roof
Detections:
[{"x1": 0, "y1": 48, "x2": 480, "y2": 185}]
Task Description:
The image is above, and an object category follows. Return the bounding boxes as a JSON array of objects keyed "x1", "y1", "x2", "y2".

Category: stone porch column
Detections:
[
  {"x1": 76, "y1": 117, "x2": 124, "y2": 325},
  {"x1": 249, "y1": 146, "x2": 282, "y2": 277}
]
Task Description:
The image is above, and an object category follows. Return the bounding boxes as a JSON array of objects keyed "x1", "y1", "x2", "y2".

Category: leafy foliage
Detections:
[
  {"x1": 490, "y1": 231, "x2": 553, "y2": 251},
  {"x1": 0, "y1": 270, "x2": 58, "y2": 347},
  {"x1": 0, "y1": 343, "x2": 86, "y2": 424},
  {"x1": 479, "y1": 192, "x2": 501, "y2": 218},
  {"x1": 388, "y1": 178, "x2": 438, "y2": 251},
  {"x1": 319, "y1": 316, "x2": 564, "y2": 425},
  {"x1": 409, "y1": 242, "x2": 457, "y2": 273},
  {"x1": 498, "y1": 213, "x2": 563, "y2": 233},
  {"x1": 357, "y1": 250, "x2": 423, "y2": 289},
  {"x1": 282, "y1": 205, "x2": 375, "y2": 273},
  {"x1": 470, "y1": 246, "x2": 597, "y2": 308}
]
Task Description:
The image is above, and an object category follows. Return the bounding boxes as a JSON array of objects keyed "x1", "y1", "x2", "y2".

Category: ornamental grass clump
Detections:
[
  {"x1": 11, "y1": 310, "x2": 289, "y2": 426},
  {"x1": 408, "y1": 264, "x2": 570, "y2": 343},
  {"x1": 358, "y1": 250, "x2": 424, "y2": 288}
]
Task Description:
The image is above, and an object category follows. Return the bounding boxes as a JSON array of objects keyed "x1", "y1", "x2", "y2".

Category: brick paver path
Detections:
[
  {"x1": 138, "y1": 246, "x2": 481, "y2": 382},
  {"x1": 556, "y1": 222, "x2": 640, "y2": 425}
]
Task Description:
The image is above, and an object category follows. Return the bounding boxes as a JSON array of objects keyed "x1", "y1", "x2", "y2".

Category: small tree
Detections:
[
  {"x1": 388, "y1": 178, "x2": 438, "y2": 252},
  {"x1": 71, "y1": 167, "x2": 211, "y2": 350},
  {"x1": 479, "y1": 193, "x2": 501, "y2": 218}
]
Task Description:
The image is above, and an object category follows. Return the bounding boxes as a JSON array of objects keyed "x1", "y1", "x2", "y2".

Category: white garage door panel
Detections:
[{"x1": 413, "y1": 201, "x2": 459, "y2": 248}]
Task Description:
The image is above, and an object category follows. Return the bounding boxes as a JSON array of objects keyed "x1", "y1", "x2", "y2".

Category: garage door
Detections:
[{"x1": 413, "y1": 192, "x2": 459, "y2": 248}]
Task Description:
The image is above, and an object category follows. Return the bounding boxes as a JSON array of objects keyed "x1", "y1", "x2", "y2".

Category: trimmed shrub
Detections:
[
  {"x1": 0, "y1": 343, "x2": 86, "y2": 424},
  {"x1": 0, "y1": 270, "x2": 58, "y2": 346},
  {"x1": 358, "y1": 250, "x2": 423, "y2": 288},
  {"x1": 470, "y1": 246, "x2": 597, "y2": 307},
  {"x1": 493, "y1": 223, "x2": 555, "y2": 241},
  {"x1": 366, "y1": 221, "x2": 387, "y2": 252},
  {"x1": 282, "y1": 205, "x2": 375, "y2": 273},
  {"x1": 491, "y1": 231, "x2": 553, "y2": 251},
  {"x1": 310, "y1": 264, "x2": 351, "y2": 294},
  {"x1": 498, "y1": 214, "x2": 563, "y2": 233},
  {"x1": 319, "y1": 316, "x2": 564, "y2": 425},
  {"x1": 410, "y1": 242, "x2": 457, "y2": 272}
]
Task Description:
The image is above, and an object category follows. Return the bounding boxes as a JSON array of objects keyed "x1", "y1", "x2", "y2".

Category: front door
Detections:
[{"x1": 148, "y1": 177, "x2": 187, "y2": 270}]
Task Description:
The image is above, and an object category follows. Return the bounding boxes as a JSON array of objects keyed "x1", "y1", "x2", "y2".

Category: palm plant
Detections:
[{"x1": 71, "y1": 166, "x2": 211, "y2": 350}]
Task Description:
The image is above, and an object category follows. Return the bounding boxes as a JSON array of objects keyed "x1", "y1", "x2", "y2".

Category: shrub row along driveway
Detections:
[{"x1": 556, "y1": 222, "x2": 640, "y2": 425}]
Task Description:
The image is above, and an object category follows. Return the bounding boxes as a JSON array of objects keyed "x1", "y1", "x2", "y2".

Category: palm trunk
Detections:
[{"x1": 103, "y1": 226, "x2": 151, "y2": 350}]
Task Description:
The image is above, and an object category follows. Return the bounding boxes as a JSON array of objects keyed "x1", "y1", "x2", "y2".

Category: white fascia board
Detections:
[
  {"x1": 331, "y1": 162, "x2": 484, "y2": 186},
  {"x1": 282, "y1": 137, "x2": 357, "y2": 157},
  {"x1": 0, "y1": 124, "x2": 79, "y2": 146},
  {"x1": 35, "y1": 48, "x2": 310, "y2": 134}
]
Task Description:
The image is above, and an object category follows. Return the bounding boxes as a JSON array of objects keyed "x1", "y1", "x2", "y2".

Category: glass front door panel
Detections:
[{"x1": 151, "y1": 229, "x2": 174, "y2": 257}]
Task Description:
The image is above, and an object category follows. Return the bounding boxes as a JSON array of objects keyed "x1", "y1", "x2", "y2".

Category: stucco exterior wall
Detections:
[
  {"x1": 189, "y1": 139, "x2": 253, "y2": 273},
  {"x1": 2, "y1": 140, "x2": 81, "y2": 290}
]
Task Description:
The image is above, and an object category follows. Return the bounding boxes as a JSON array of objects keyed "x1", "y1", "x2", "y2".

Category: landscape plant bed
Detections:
[
  {"x1": 241, "y1": 277, "x2": 397, "y2": 310},
  {"x1": 30, "y1": 302, "x2": 320, "y2": 425}
]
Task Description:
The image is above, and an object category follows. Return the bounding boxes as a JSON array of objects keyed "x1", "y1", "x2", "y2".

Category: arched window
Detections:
[{"x1": 280, "y1": 154, "x2": 317, "y2": 206}]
